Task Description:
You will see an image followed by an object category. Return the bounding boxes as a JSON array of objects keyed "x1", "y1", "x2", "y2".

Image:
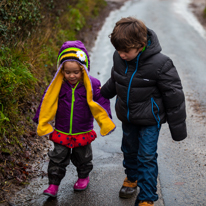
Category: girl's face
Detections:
[{"x1": 62, "y1": 61, "x2": 83, "y2": 85}]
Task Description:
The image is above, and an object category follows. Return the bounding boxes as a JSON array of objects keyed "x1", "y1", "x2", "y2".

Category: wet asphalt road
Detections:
[{"x1": 12, "y1": 0, "x2": 206, "y2": 205}]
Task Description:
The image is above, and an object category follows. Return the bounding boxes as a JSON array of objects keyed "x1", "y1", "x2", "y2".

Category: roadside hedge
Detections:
[
  {"x1": 0, "y1": 0, "x2": 42, "y2": 47},
  {"x1": 0, "y1": 0, "x2": 106, "y2": 154}
]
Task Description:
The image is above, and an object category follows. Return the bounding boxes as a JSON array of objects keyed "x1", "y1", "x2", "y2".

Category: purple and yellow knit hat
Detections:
[
  {"x1": 57, "y1": 40, "x2": 90, "y2": 71},
  {"x1": 57, "y1": 47, "x2": 89, "y2": 69}
]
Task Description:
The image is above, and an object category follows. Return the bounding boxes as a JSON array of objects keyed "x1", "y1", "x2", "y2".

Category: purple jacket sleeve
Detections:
[
  {"x1": 91, "y1": 76, "x2": 112, "y2": 119},
  {"x1": 33, "y1": 88, "x2": 47, "y2": 124}
]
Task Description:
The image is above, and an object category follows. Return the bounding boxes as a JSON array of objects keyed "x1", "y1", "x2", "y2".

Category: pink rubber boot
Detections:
[
  {"x1": 43, "y1": 184, "x2": 59, "y2": 197},
  {"x1": 73, "y1": 177, "x2": 89, "y2": 191}
]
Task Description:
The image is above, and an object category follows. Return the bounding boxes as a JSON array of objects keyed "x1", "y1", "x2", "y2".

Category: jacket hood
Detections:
[{"x1": 140, "y1": 28, "x2": 162, "y2": 62}]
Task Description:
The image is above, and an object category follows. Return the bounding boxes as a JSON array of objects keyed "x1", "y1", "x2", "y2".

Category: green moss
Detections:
[{"x1": 1, "y1": 148, "x2": 12, "y2": 155}]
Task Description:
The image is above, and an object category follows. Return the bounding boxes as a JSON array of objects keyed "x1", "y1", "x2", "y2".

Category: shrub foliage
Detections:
[
  {"x1": 0, "y1": 0, "x2": 106, "y2": 154},
  {"x1": 0, "y1": 0, "x2": 42, "y2": 47}
]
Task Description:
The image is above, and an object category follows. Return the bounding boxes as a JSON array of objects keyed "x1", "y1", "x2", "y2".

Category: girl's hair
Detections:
[
  {"x1": 79, "y1": 64, "x2": 84, "y2": 72},
  {"x1": 62, "y1": 61, "x2": 83, "y2": 72},
  {"x1": 110, "y1": 17, "x2": 147, "y2": 52}
]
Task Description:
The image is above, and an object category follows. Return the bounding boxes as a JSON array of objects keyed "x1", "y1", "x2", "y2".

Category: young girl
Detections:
[{"x1": 33, "y1": 40, "x2": 115, "y2": 197}]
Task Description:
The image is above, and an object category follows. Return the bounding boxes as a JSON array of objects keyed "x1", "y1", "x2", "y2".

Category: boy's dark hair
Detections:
[{"x1": 110, "y1": 17, "x2": 147, "y2": 52}]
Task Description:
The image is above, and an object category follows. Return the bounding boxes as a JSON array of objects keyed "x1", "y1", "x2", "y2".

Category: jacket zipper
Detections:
[
  {"x1": 69, "y1": 82, "x2": 79, "y2": 134},
  {"x1": 126, "y1": 52, "x2": 142, "y2": 122},
  {"x1": 151, "y1": 97, "x2": 161, "y2": 129}
]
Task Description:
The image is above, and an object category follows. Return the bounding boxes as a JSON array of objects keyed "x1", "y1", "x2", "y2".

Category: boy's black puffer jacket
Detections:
[{"x1": 101, "y1": 28, "x2": 187, "y2": 141}]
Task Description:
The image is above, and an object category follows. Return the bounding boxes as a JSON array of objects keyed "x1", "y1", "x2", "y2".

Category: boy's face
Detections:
[
  {"x1": 117, "y1": 47, "x2": 143, "y2": 61},
  {"x1": 62, "y1": 61, "x2": 82, "y2": 85}
]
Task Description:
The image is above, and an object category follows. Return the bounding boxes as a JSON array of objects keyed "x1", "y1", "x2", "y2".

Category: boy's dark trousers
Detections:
[
  {"x1": 47, "y1": 142, "x2": 93, "y2": 185},
  {"x1": 121, "y1": 123, "x2": 160, "y2": 203}
]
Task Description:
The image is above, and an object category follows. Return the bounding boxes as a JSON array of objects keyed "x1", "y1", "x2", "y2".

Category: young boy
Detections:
[{"x1": 100, "y1": 17, "x2": 187, "y2": 206}]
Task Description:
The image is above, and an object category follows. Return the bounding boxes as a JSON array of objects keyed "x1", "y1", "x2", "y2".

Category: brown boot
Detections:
[
  {"x1": 138, "y1": 201, "x2": 154, "y2": 206},
  {"x1": 119, "y1": 177, "x2": 137, "y2": 198}
]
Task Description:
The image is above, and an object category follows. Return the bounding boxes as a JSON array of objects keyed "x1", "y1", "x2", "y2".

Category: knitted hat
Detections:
[
  {"x1": 57, "y1": 40, "x2": 90, "y2": 70},
  {"x1": 37, "y1": 41, "x2": 115, "y2": 137}
]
